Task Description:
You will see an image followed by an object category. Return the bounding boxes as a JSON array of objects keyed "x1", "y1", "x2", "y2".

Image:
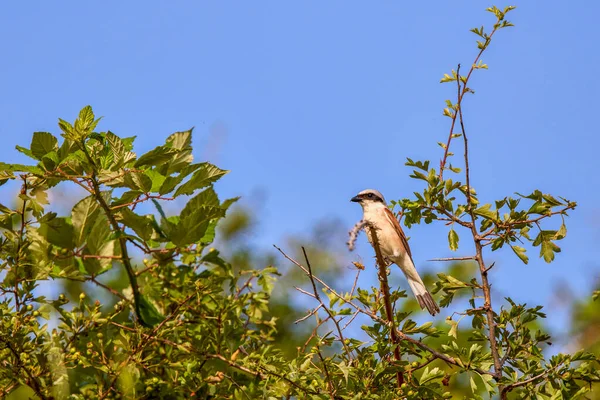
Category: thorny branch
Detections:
[{"x1": 367, "y1": 224, "x2": 404, "y2": 387}]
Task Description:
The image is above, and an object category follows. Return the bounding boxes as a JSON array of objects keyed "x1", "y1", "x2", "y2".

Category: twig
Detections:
[
  {"x1": 315, "y1": 344, "x2": 337, "y2": 399},
  {"x1": 90, "y1": 276, "x2": 127, "y2": 300},
  {"x1": 428, "y1": 256, "x2": 476, "y2": 262},
  {"x1": 439, "y1": 22, "x2": 501, "y2": 180},
  {"x1": 500, "y1": 364, "x2": 563, "y2": 398},
  {"x1": 294, "y1": 286, "x2": 317, "y2": 299},
  {"x1": 349, "y1": 268, "x2": 362, "y2": 296},
  {"x1": 109, "y1": 194, "x2": 174, "y2": 210},
  {"x1": 301, "y1": 247, "x2": 353, "y2": 360},
  {"x1": 295, "y1": 304, "x2": 323, "y2": 324},
  {"x1": 13, "y1": 177, "x2": 28, "y2": 312},
  {"x1": 484, "y1": 262, "x2": 496, "y2": 273}
]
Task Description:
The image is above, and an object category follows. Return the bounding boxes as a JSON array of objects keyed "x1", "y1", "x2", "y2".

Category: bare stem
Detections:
[{"x1": 455, "y1": 64, "x2": 502, "y2": 381}]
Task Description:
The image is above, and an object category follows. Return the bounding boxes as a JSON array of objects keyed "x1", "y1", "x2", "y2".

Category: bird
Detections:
[{"x1": 351, "y1": 189, "x2": 440, "y2": 316}]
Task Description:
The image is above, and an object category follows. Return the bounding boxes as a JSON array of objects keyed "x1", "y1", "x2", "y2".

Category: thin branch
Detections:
[
  {"x1": 295, "y1": 304, "x2": 323, "y2": 324},
  {"x1": 367, "y1": 224, "x2": 404, "y2": 387},
  {"x1": 456, "y1": 63, "x2": 502, "y2": 380},
  {"x1": 13, "y1": 176, "x2": 28, "y2": 312},
  {"x1": 500, "y1": 364, "x2": 563, "y2": 398},
  {"x1": 439, "y1": 23, "x2": 501, "y2": 180},
  {"x1": 349, "y1": 267, "x2": 362, "y2": 296},
  {"x1": 294, "y1": 286, "x2": 317, "y2": 299},
  {"x1": 109, "y1": 194, "x2": 174, "y2": 210},
  {"x1": 301, "y1": 247, "x2": 353, "y2": 360},
  {"x1": 428, "y1": 256, "x2": 477, "y2": 262},
  {"x1": 205, "y1": 354, "x2": 266, "y2": 379},
  {"x1": 90, "y1": 276, "x2": 127, "y2": 300},
  {"x1": 315, "y1": 345, "x2": 337, "y2": 399}
]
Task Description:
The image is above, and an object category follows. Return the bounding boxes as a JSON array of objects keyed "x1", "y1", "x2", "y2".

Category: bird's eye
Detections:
[{"x1": 367, "y1": 193, "x2": 373, "y2": 198}]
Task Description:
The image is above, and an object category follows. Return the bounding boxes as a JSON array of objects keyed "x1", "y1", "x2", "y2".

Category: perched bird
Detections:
[{"x1": 351, "y1": 189, "x2": 439, "y2": 316}]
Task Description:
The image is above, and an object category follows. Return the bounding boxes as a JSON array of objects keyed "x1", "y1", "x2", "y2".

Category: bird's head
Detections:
[{"x1": 351, "y1": 189, "x2": 386, "y2": 208}]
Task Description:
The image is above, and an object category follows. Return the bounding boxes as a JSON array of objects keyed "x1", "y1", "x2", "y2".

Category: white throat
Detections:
[{"x1": 360, "y1": 200, "x2": 387, "y2": 220}]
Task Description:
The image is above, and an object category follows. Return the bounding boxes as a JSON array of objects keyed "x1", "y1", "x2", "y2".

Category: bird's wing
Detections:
[{"x1": 383, "y1": 207, "x2": 413, "y2": 260}]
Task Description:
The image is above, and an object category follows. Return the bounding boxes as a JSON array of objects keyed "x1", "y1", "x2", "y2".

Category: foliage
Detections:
[{"x1": 0, "y1": 5, "x2": 598, "y2": 400}]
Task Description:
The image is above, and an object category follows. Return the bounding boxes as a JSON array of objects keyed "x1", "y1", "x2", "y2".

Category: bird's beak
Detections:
[{"x1": 351, "y1": 195, "x2": 361, "y2": 203}]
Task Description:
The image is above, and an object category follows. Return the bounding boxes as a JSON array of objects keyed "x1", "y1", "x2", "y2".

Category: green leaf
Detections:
[
  {"x1": 475, "y1": 372, "x2": 495, "y2": 395},
  {"x1": 15, "y1": 145, "x2": 36, "y2": 160},
  {"x1": 171, "y1": 187, "x2": 225, "y2": 245},
  {"x1": 119, "y1": 208, "x2": 155, "y2": 241},
  {"x1": 473, "y1": 204, "x2": 497, "y2": 220},
  {"x1": 111, "y1": 190, "x2": 143, "y2": 208},
  {"x1": 71, "y1": 195, "x2": 100, "y2": 247},
  {"x1": 174, "y1": 163, "x2": 229, "y2": 197},
  {"x1": 85, "y1": 214, "x2": 115, "y2": 272},
  {"x1": 79, "y1": 105, "x2": 95, "y2": 128},
  {"x1": 41, "y1": 151, "x2": 59, "y2": 171},
  {"x1": 448, "y1": 229, "x2": 459, "y2": 251},
  {"x1": 158, "y1": 163, "x2": 202, "y2": 195},
  {"x1": 541, "y1": 240, "x2": 560, "y2": 263},
  {"x1": 105, "y1": 131, "x2": 136, "y2": 168},
  {"x1": 145, "y1": 170, "x2": 166, "y2": 192},
  {"x1": 152, "y1": 198, "x2": 167, "y2": 220},
  {"x1": 511, "y1": 245, "x2": 529, "y2": 264},
  {"x1": 446, "y1": 318, "x2": 459, "y2": 339},
  {"x1": 469, "y1": 375, "x2": 478, "y2": 394},
  {"x1": 158, "y1": 130, "x2": 194, "y2": 175},
  {"x1": 39, "y1": 217, "x2": 74, "y2": 248},
  {"x1": 74, "y1": 105, "x2": 101, "y2": 135},
  {"x1": 58, "y1": 118, "x2": 74, "y2": 136},
  {"x1": 138, "y1": 295, "x2": 164, "y2": 327},
  {"x1": 31, "y1": 132, "x2": 58, "y2": 159},
  {"x1": 123, "y1": 171, "x2": 153, "y2": 192},
  {"x1": 419, "y1": 367, "x2": 444, "y2": 384},
  {"x1": 554, "y1": 223, "x2": 567, "y2": 240},
  {"x1": 166, "y1": 129, "x2": 192, "y2": 150},
  {"x1": 134, "y1": 146, "x2": 176, "y2": 168},
  {"x1": 0, "y1": 162, "x2": 44, "y2": 175}
]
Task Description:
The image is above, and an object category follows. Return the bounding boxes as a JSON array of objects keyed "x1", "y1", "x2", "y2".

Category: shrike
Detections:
[{"x1": 351, "y1": 189, "x2": 439, "y2": 316}]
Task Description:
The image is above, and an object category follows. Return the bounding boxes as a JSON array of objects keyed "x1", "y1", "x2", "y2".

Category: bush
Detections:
[{"x1": 1, "y1": 5, "x2": 598, "y2": 400}]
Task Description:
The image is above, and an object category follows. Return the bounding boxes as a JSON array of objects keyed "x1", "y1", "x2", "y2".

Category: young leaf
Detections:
[
  {"x1": 174, "y1": 163, "x2": 229, "y2": 197},
  {"x1": 510, "y1": 245, "x2": 529, "y2": 264},
  {"x1": 71, "y1": 195, "x2": 100, "y2": 247},
  {"x1": 448, "y1": 229, "x2": 459, "y2": 251},
  {"x1": 473, "y1": 204, "x2": 497, "y2": 220},
  {"x1": 31, "y1": 132, "x2": 58, "y2": 160},
  {"x1": 138, "y1": 295, "x2": 165, "y2": 327}
]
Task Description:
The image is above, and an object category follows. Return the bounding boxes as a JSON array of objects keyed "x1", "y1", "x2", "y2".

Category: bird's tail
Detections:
[
  {"x1": 398, "y1": 259, "x2": 440, "y2": 316},
  {"x1": 407, "y1": 277, "x2": 440, "y2": 316}
]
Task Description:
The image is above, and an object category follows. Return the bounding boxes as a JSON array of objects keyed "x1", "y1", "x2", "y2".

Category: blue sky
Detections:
[{"x1": 1, "y1": 2, "x2": 598, "y2": 339}]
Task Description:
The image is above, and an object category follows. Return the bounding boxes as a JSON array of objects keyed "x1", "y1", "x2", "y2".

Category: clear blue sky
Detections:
[{"x1": 1, "y1": 2, "x2": 598, "y2": 338}]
